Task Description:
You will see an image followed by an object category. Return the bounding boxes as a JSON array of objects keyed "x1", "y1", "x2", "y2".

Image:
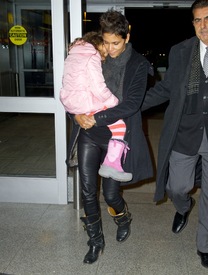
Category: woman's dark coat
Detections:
[
  {"x1": 142, "y1": 36, "x2": 202, "y2": 202},
  {"x1": 67, "y1": 48, "x2": 153, "y2": 186}
]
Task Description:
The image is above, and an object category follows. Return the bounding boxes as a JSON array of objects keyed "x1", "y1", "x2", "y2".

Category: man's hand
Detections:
[{"x1": 75, "y1": 114, "x2": 96, "y2": 129}]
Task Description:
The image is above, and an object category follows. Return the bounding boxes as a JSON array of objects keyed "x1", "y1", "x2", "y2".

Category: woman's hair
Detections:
[
  {"x1": 69, "y1": 31, "x2": 103, "y2": 51},
  {"x1": 99, "y1": 8, "x2": 129, "y2": 39}
]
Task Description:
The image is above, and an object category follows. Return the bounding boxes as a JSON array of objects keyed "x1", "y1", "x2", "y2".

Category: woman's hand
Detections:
[{"x1": 75, "y1": 114, "x2": 96, "y2": 130}]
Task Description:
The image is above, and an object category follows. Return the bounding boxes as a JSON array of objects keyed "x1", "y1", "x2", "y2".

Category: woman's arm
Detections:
[{"x1": 94, "y1": 57, "x2": 149, "y2": 127}]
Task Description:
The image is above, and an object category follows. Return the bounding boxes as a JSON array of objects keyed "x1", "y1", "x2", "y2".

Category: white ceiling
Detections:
[{"x1": 86, "y1": 0, "x2": 194, "y2": 12}]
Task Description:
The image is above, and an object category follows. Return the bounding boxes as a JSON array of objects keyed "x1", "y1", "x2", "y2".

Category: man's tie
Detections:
[{"x1": 203, "y1": 47, "x2": 208, "y2": 78}]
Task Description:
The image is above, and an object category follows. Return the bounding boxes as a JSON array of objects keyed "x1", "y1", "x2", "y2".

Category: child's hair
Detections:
[{"x1": 68, "y1": 31, "x2": 103, "y2": 51}]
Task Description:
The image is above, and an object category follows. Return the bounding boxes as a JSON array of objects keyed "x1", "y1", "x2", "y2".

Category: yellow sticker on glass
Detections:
[{"x1": 9, "y1": 25, "x2": 27, "y2": 45}]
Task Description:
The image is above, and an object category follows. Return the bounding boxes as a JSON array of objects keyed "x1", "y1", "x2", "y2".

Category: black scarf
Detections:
[
  {"x1": 184, "y1": 39, "x2": 203, "y2": 114},
  {"x1": 187, "y1": 39, "x2": 200, "y2": 96},
  {"x1": 102, "y1": 43, "x2": 132, "y2": 102}
]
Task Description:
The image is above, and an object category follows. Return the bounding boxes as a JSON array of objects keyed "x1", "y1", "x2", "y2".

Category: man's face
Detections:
[
  {"x1": 102, "y1": 32, "x2": 130, "y2": 58},
  {"x1": 193, "y1": 7, "x2": 208, "y2": 45}
]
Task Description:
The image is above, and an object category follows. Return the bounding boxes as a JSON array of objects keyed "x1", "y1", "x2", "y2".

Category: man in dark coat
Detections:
[{"x1": 142, "y1": 0, "x2": 208, "y2": 269}]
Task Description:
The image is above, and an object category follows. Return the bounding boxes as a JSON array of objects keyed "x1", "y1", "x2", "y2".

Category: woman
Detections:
[
  {"x1": 60, "y1": 31, "x2": 132, "y2": 181},
  {"x1": 68, "y1": 9, "x2": 153, "y2": 264}
]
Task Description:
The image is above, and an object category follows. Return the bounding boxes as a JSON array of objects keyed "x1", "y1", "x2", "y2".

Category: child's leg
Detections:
[
  {"x1": 108, "y1": 119, "x2": 126, "y2": 140},
  {"x1": 98, "y1": 120, "x2": 132, "y2": 182}
]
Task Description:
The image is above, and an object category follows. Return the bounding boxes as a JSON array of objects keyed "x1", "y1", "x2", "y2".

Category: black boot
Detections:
[
  {"x1": 108, "y1": 205, "x2": 132, "y2": 242},
  {"x1": 80, "y1": 213, "x2": 105, "y2": 264}
]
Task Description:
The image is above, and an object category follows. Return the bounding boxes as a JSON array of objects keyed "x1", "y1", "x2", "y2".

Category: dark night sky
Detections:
[{"x1": 84, "y1": 8, "x2": 195, "y2": 65}]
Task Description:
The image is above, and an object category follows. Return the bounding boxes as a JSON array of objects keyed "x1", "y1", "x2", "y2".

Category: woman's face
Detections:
[{"x1": 102, "y1": 32, "x2": 130, "y2": 58}]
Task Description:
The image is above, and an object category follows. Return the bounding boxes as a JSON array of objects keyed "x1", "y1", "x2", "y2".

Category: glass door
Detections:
[{"x1": 0, "y1": 0, "x2": 67, "y2": 204}]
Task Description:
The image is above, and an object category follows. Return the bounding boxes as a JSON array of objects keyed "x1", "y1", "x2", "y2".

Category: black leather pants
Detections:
[{"x1": 77, "y1": 129, "x2": 125, "y2": 216}]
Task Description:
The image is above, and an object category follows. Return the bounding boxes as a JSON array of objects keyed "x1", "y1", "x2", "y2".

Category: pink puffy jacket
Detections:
[{"x1": 60, "y1": 42, "x2": 118, "y2": 114}]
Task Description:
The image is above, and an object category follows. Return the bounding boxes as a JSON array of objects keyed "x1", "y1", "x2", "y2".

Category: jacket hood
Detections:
[{"x1": 69, "y1": 41, "x2": 98, "y2": 56}]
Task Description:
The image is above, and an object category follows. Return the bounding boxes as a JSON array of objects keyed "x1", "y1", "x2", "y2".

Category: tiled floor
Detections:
[
  {"x1": 0, "y1": 192, "x2": 205, "y2": 275},
  {"x1": 0, "y1": 111, "x2": 206, "y2": 274}
]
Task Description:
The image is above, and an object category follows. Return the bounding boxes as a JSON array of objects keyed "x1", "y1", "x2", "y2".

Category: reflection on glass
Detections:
[
  {"x1": 22, "y1": 10, "x2": 53, "y2": 97},
  {"x1": 0, "y1": 113, "x2": 56, "y2": 177},
  {"x1": 0, "y1": 0, "x2": 53, "y2": 97}
]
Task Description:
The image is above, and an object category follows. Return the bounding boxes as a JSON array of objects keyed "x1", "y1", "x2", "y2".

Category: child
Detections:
[{"x1": 60, "y1": 31, "x2": 132, "y2": 182}]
